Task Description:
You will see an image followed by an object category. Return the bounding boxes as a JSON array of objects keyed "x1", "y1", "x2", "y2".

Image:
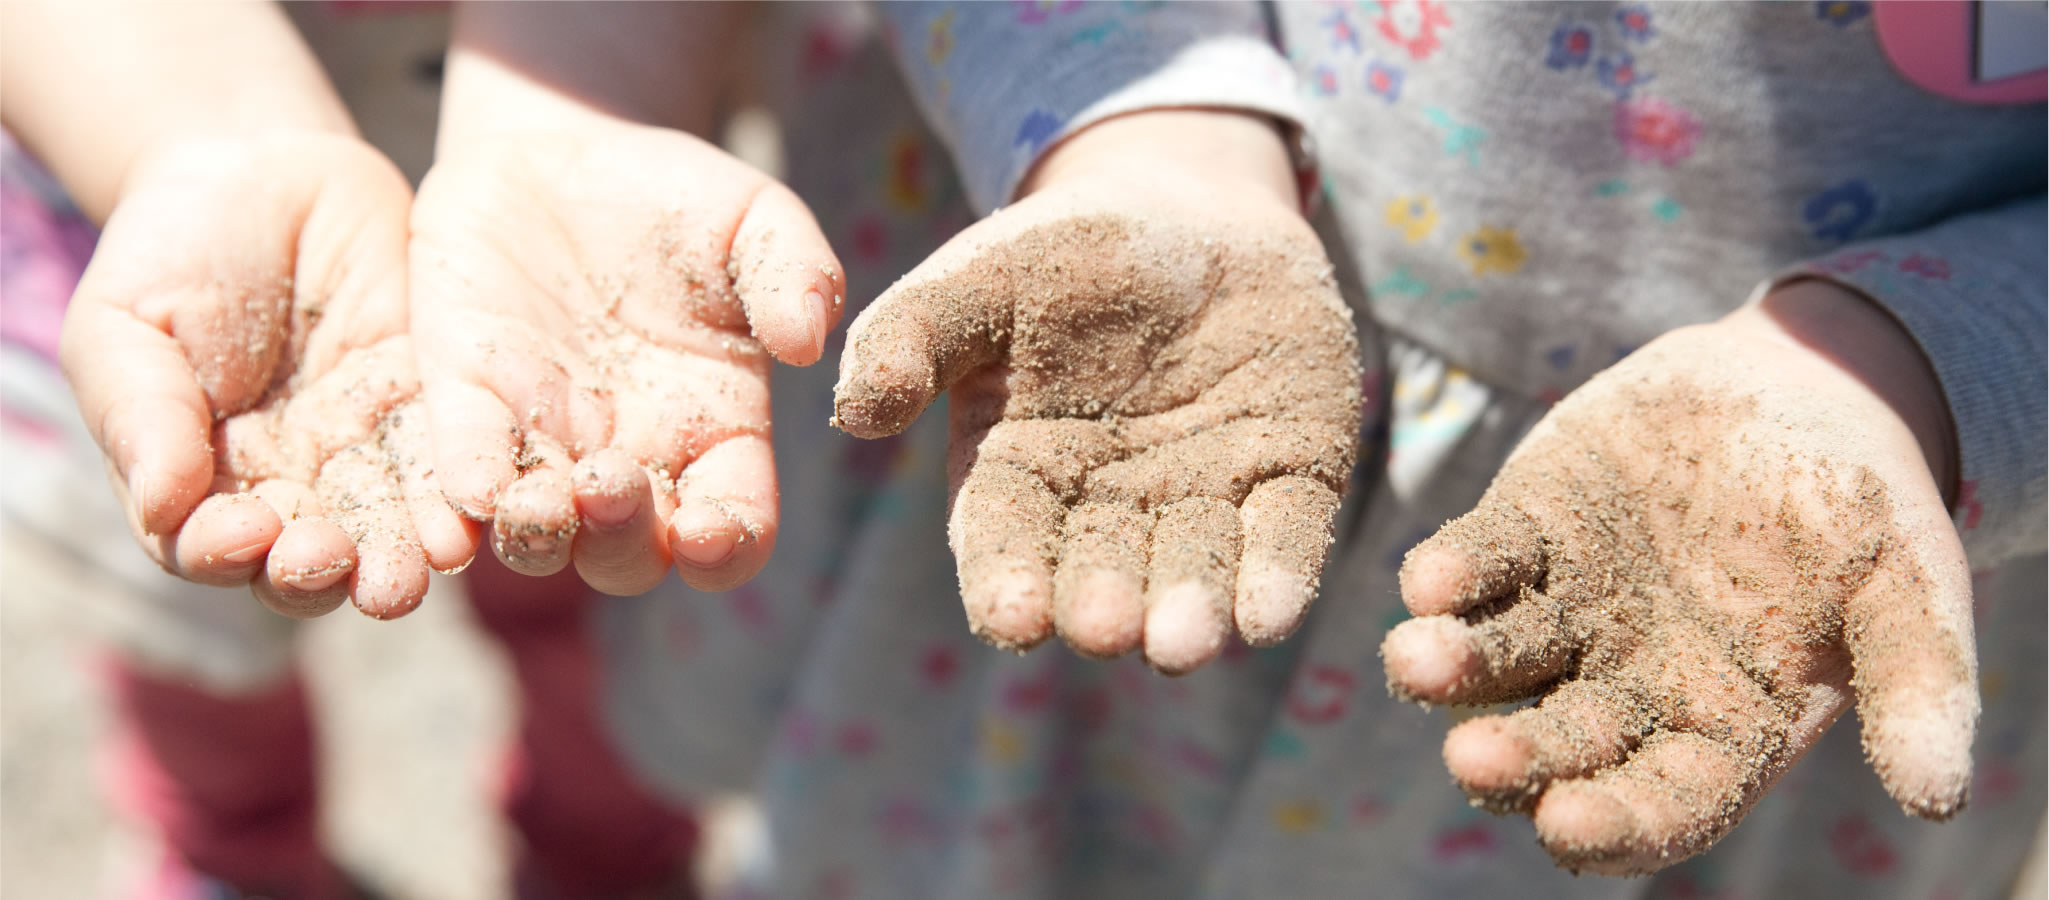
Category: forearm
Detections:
[
  {"x1": 0, "y1": 0, "x2": 353, "y2": 223},
  {"x1": 438, "y1": 1, "x2": 742, "y2": 148}
]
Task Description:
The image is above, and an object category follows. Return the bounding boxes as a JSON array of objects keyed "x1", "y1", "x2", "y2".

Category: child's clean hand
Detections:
[
  {"x1": 1382, "y1": 281, "x2": 1976, "y2": 873},
  {"x1": 408, "y1": 3, "x2": 842, "y2": 597},
  {"x1": 834, "y1": 112, "x2": 1362, "y2": 674},
  {"x1": 410, "y1": 123, "x2": 841, "y2": 596},
  {"x1": 61, "y1": 133, "x2": 466, "y2": 619}
]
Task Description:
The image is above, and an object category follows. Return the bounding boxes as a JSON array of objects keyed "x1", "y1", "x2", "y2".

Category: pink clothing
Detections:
[
  {"x1": 104, "y1": 664, "x2": 343, "y2": 900},
  {"x1": 467, "y1": 560, "x2": 702, "y2": 898},
  {"x1": 100, "y1": 560, "x2": 701, "y2": 900}
]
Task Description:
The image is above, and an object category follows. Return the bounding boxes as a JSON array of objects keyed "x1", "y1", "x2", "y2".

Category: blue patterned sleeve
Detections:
[
  {"x1": 1779, "y1": 194, "x2": 2047, "y2": 567},
  {"x1": 872, "y1": 1, "x2": 1305, "y2": 215}
]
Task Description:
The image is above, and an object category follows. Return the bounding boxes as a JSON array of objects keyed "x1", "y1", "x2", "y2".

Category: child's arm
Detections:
[
  {"x1": 1383, "y1": 196, "x2": 2044, "y2": 873},
  {"x1": 1, "y1": 1, "x2": 458, "y2": 618},
  {"x1": 410, "y1": 3, "x2": 844, "y2": 595},
  {"x1": 0, "y1": 1, "x2": 351, "y2": 222}
]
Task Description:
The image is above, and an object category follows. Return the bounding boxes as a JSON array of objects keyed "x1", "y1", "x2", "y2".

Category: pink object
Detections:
[
  {"x1": 1873, "y1": 2, "x2": 2047, "y2": 104},
  {"x1": 465, "y1": 557, "x2": 701, "y2": 897},
  {"x1": 102, "y1": 662, "x2": 352, "y2": 900},
  {"x1": 1375, "y1": 0, "x2": 1452, "y2": 62},
  {"x1": 0, "y1": 138, "x2": 97, "y2": 366},
  {"x1": 1429, "y1": 821, "x2": 1499, "y2": 862},
  {"x1": 1614, "y1": 96, "x2": 1702, "y2": 167},
  {"x1": 106, "y1": 556, "x2": 700, "y2": 898},
  {"x1": 1285, "y1": 664, "x2": 1356, "y2": 725},
  {"x1": 1827, "y1": 813, "x2": 1899, "y2": 876}
]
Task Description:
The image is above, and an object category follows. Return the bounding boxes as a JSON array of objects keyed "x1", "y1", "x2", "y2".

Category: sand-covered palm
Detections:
[
  {"x1": 833, "y1": 172, "x2": 1362, "y2": 674},
  {"x1": 62, "y1": 133, "x2": 463, "y2": 618},
  {"x1": 1382, "y1": 314, "x2": 1977, "y2": 874},
  {"x1": 409, "y1": 123, "x2": 843, "y2": 595}
]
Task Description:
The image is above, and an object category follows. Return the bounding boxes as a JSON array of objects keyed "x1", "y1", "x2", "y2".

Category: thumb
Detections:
[
  {"x1": 828, "y1": 209, "x2": 1061, "y2": 439},
  {"x1": 59, "y1": 295, "x2": 218, "y2": 539},
  {"x1": 729, "y1": 180, "x2": 845, "y2": 367},
  {"x1": 1844, "y1": 498, "x2": 1979, "y2": 820}
]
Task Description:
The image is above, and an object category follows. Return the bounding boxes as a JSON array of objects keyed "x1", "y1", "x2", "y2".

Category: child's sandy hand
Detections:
[
  {"x1": 61, "y1": 134, "x2": 464, "y2": 618},
  {"x1": 1382, "y1": 284, "x2": 1975, "y2": 873},
  {"x1": 410, "y1": 123, "x2": 842, "y2": 595},
  {"x1": 833, "y1": 115, "x2": 1361, "y2": 674}
]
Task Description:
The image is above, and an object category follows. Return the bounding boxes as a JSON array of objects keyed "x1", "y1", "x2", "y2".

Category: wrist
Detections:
[
  {"x1": 1017, "y1": 109, "x2": 1303, "y2": 215},
  {"x1": 438, "y1": 3, "x2": 741, "y2": 150},
  {"x1": 1734, "y1": 279, "x2": 1959, "y2": 505}
]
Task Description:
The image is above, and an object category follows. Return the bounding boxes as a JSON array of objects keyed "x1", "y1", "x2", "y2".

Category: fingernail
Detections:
[
  {"x1": 1144, "y1": 583, "x2": 1227, "y2": 675},
  {"x1": 805, "y1": 289, "x2": 829, "y2": 354},
  {"x1": 496, "y1": 530, "x2": 564, "y2": 561},
  {"x1": 577, "y1": 476, "x2": 640, "y2": 530},
  {"x1": 129, "y1": 472, "x2": 156, "y2": 535},
  {"x1": 450, "y1": 499, "x2": 493, "y2": 522},
  {"x1": 584, "y1": 505, "x2": 637, "y2": 531},
  {"x1": 221, "y1": 540, "x2": 270, "y2": 565},
  {"x1": 279, "y1": 558, "x2": 355, "y2": 591},
  {"x1": 674, "y1": 529, "x2": 739, "y2": 568}
]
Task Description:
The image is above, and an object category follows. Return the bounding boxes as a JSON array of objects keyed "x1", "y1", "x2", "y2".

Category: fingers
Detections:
[
  {"x1": 1052, "y1": 502, "x2": 1151, "y2": 658},
  {"x1": 417, "y1": 296, "x2": 603, "y2": 519},
  {"x1": 1532, "y1": 731, "x2": 1758, "y2": 875},
  {"x1": 1441, "y1": 679, "x2": 1654, "y2": 811},
  {"x1": 669, "y1": 434, "x2": 778, "y2": 592},
  {"x1": 491, "y1": 434, "x2": 578, "y2": 577},
  {"x1": 730, "y1": 181, "x2": 845, "y2": 367},
  {"x1": 272, "y1": 340, "x2": 418, "y2": 476},
  {"x1": 169, "y1": 493, "x2": 282, "y2": 585},
  {"x1": 255, "y1": 517, "x2": 357, "y2": 619},
  {"x1": 1234, "y1": 475, "x2": 1340, "y2": 646},
  {"x1": 59, "y1": 298, "x2": 216, "y2": 538},
  {"x1": 1381, "y1": 589, "x2": 1572, "y2": 705},
  {"x1": 318, "y1": 443, "x2": 432, "y2": 619},
  {"x1": 388, "y1": 401, "x2": 483, "y2": 572},
  {"x1": 1143, "y1": 497, "x2": 1241, "y2": 675},
  {"x1": 421, "y1": 377, "x2": 521, "y2": 520},
  {"x1": 572, "y1": 449, "x2": 675, "y2": 596},
  {"x1": 1844, "y1": 537, "x2": 1979, "y2": 819},
  {"x1": 949, "y1": 462, "x2": 1062, "y2": 651},
  {"x1": 607, "y1": 353, "x2": 766, "y2": 485},
  {"x1": 1399, "y1": 500, "x2": 1546, "y2": 616},
  {"x1": 977, "y1": 419, "x2": 1135, "y2": 657},
  {"x1": 347, "y1": 526, "x2": 432, "y2": 620},
  {"x1": 1053, "y1": 474, "x2": 1342, "y2": 667}
]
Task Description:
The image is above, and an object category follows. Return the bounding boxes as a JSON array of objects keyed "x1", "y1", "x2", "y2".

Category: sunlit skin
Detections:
[{"x1": 411, "y1": 4, "x2": 843, "y2": 596}]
